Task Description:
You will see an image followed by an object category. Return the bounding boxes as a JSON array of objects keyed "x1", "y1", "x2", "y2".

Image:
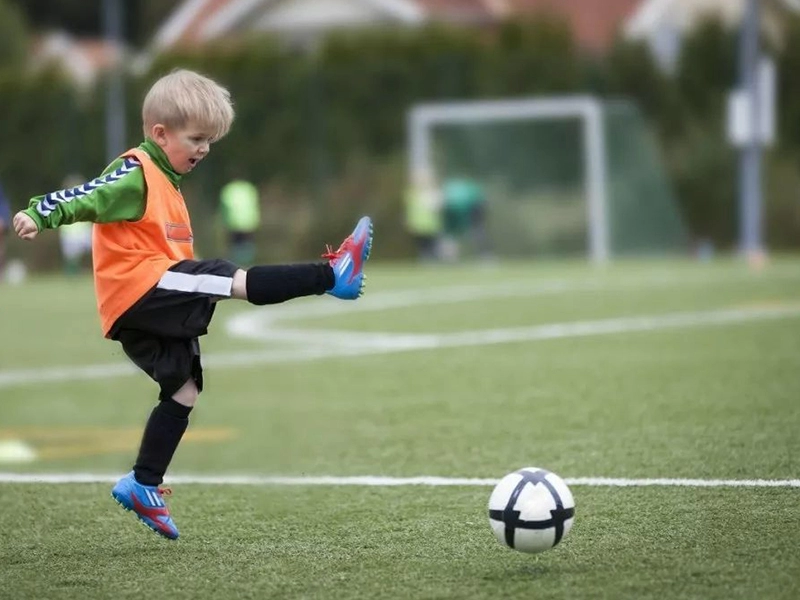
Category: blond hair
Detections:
[{"x1": 142, "y1": 69, "x2": 234, "y2": 141}]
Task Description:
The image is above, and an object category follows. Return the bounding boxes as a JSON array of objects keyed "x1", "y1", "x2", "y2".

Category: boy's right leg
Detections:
[
  {"x1": 234, "y1": 215, "x2": 373, "y2": 303},
  {"x1": 323, "y1": 216, "x2": 373, "y2": 299}
]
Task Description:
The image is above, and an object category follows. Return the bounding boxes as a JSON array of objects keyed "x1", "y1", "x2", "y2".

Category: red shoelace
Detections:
[{"x1": 321, "y1": 244, "x2": 337, "y2": 260}]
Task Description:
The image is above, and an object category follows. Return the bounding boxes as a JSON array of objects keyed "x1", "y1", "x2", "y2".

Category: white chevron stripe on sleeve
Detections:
[{"x1": 35, "y1": 157, "x2": 142, "y2": 218}]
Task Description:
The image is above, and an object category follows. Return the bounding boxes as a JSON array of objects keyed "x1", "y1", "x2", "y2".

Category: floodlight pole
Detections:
[
  {"x1": 103, "y1": 0, "x2": 126, "y2": 163},
  {"x1": 737, "y1": 0, "x2": 762, "y2": 255}
]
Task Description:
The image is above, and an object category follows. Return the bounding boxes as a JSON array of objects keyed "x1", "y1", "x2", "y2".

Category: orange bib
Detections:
[{"x1": 93, "y1": 148, "x2": 194, "y2": 337}]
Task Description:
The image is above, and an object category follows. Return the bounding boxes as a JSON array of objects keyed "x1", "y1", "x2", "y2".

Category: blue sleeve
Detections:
[{"x1": 0, "y1": 182, "x2": 11, "y2": 225}]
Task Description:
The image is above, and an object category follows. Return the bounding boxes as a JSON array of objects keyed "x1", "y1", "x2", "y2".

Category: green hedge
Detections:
[{"x1": 4, "y1": 16, "x2": 800, "y2": 268}]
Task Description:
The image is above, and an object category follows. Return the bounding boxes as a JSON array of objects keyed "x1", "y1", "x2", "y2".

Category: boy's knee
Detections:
[
  {"x1": 171, "y1": 379, "x2": 200, "y2": 407},
  {"x1": 231, "y1": 268, "x2": 248, "y2": 300}
]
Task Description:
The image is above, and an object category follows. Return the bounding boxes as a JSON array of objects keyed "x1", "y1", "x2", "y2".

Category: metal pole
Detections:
[
  {"x1": 584, "y1": 100, "x2": 609, "y2": 264},
  {"x1": 737, "y1": 0, "x2": 762, "y2": 255},
  {"x1": 103, "y1": 0, "x2": 126, "y2": 163}
]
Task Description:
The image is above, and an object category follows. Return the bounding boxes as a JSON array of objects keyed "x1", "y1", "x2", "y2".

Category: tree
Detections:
[
  {"x1": 777, "y1": 15, "x2": 800, "y2": 151},
  {"x1": 675, "y1": 18, "x2": 737, "y2": 120},
  {"x1": 7, "y1": 0, "x2": 182, "y2": 47},
  {"x1": 605, "y1": 37, "x2": 684, "y2": 138},
  {"x1": 0, "y1": 0, "x2": 28, "y2": 68}
]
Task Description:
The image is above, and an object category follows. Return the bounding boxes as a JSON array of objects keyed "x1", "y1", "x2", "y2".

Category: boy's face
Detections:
[{"x1": 150, "y1": 123, "x2": 215, "y2": 175}]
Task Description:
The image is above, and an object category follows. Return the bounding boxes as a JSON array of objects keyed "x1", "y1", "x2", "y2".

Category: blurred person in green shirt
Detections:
[
  {"x1": 442, "y1": 176, "x2": 491, "y2": 261},
  {"x1": 220, "y1": 176, "x2": 261, "y2": 266}
]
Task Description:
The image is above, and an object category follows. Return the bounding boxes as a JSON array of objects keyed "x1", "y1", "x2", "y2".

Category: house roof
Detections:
[
  {"x1": 31, "y1": 32, "x2": 125, "y2": 87},
  {"x1": 151, "y1": 0, "x2": 643, "y2": 52},
  {"x1": 625, "y1": 0, "x2": 800, "y2": 42},
  {"x1": 152, "y1": 0, "x2": 239, "y2": 48},
  {"x1": 416, "y1": 0, "x2": 493, "y2": 24},
  {"x1": 499, "y1": 0, "x2": 642, "y2": 51}
]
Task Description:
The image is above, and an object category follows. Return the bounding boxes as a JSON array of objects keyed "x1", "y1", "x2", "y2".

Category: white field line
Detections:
[
  {"x1": 0, "y1": 473, "x2": 799, "y2": 487},
  {"x1": 2, "y1": 304, "x2": 800, "y2": 389}
]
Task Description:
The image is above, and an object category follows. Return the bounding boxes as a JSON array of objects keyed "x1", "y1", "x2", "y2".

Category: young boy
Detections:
[{"x1": 12, "y1": 69, "x2": 373, "y2": 540}]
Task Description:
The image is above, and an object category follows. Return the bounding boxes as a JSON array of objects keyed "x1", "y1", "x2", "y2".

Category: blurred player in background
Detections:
[
  {"x1": 0, "y1": 180, "x2": 10, "y2": 278},
  {"x1": 58, "y1": 174, "x2": 93, "y2": 275},
  {"x1": 404, "y1": 167, "x2": 442, "y2": 262},
  {"x1": 441, "y1": 176, "x2": 491, "y2": 261},
  {"x1": 220, "y1": 173, "x2": 261, "y2": 266}
]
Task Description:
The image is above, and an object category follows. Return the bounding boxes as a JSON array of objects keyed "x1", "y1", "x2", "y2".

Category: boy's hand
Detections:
[{"x1": 13, "y1": 212, "x2": 39, "y2": 240}]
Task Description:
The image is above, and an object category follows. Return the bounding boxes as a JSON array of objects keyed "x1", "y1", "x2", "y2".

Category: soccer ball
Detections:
[{"x1": 488, "y1": 467, "x2": 575, "y2": 554}]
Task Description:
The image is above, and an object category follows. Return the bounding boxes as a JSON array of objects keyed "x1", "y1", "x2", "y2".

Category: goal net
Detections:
[{"x1": 407, "y1": 96, "x2": 687, "y2": 262}]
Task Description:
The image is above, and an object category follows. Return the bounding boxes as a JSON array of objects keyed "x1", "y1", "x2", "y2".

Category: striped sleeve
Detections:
[{"x1": 24, "y1": 157, "x2": 147, "y2": 231}]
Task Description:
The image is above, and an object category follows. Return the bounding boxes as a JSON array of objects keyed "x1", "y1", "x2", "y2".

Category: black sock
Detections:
[
  {"x1": 245, "y1": 263, "x2": 335, "y2": 305},
  {"x1": 133, "y1": 399, "x2": 192, "y2": 486}
]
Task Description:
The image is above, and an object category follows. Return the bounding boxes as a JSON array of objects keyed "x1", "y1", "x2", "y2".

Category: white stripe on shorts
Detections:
[{"x1": 157, "y1": 271, "x2": 233, "y2": 297}]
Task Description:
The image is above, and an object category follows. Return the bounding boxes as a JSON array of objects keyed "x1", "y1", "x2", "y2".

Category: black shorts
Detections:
[{"x1": 111, "y1": 259, "x2": 239, "y2": 399}]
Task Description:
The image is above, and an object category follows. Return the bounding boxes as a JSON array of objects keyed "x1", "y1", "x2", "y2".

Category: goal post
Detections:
[{"x1": 407, "y1": 96, "x2": 686, "y2": 262}]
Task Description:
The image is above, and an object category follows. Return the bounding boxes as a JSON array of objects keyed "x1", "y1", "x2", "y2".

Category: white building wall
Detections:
[{"x1": 254, "y1": 0, "x2": 389, "y2": 30}]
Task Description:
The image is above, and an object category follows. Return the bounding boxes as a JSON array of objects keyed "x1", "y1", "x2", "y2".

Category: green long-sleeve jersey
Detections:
[{"x1": 23, "y1": 139, "x2": 183, "y2": 232}]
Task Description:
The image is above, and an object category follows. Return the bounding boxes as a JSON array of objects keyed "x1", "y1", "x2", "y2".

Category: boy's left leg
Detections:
[
  {"x1": 111, "y1": 330, "x2": 201, "y2": 540},
  {"x1": 111, "y1": 377, "x2": 194, "y2": 540},
  {"x1": 109, "y1": 279, "x2": 213, "y2": 540}
]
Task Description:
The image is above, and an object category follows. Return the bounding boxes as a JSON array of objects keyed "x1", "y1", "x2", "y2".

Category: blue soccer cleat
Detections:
[
  {"x1": 324, "y1": 216, "x2": 373, "y2": 300},
  {"x1": 111, "y1": 471, "x2": 179, "y2": 540}
]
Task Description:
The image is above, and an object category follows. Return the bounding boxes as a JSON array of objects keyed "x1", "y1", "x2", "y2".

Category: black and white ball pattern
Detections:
[{"x1": 488, "y1": 467, "x2": 575, "y2": 554}]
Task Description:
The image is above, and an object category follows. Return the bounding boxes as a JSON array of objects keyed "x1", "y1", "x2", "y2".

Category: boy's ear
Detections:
[{"x1": 150, "y1": 124, "x2": 169, "y2": 147}]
